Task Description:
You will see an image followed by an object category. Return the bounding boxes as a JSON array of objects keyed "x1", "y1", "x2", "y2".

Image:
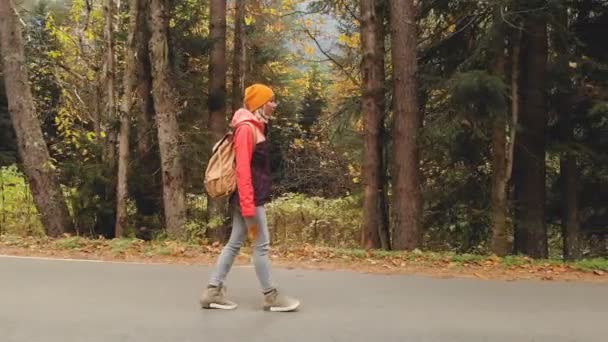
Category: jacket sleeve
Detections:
[{"x1": 233, "y1": 124, "x2": 256, "y2": 217}]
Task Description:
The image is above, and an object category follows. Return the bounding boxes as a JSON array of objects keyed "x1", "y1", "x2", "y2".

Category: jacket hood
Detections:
[{"x1": 230, "y1": 108, "x2": 265, "y2": 130}]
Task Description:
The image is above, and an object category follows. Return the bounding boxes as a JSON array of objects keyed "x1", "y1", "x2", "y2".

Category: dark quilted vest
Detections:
[{"x1": 231, "y1": 130, "x2": 272, "y2": 208}]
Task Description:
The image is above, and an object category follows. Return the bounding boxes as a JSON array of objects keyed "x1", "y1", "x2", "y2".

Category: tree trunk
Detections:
[
  {"x1": 389, "y1": 0, "x2": 422, "y2": 250},
  {"x1": 489, "y1": 5, "x2": 510, "y2": 256},
  {"x1": 207, "y1": 0, "x2": 229, "y2": 242},
  {"x1": 149, "y1": 0, "x2": 187, "y2": 239},
  {"x1": 505, "y1": 24, "x2": 521, "y2": 254},
  {"x1": 360, "y1": 0, "x2": 389, "y2": 250},
  {"x1": 0, "y1": 0, "x2": 73, "y2": 237},
  {"x1": 134, "y1": 0, "x2": 162, "y2": 223},
  {"x1": 513, "y1": 7, "x2": 548, "y2": 258},
  {"x1": 104, "y1": 0, "x2": 117, "y2": 124},
  {"x1": 96, "y1": 0, "x2": 118, "y2": 238},
  {"x1": 375, "y1": 0, "x2": 390, "y2": 250},
  {"x1": 554, "y1": 7, "x2": 580, "y2": 260},
  {"x1": 232, "y1": 0, "x2": 246, "y2": 113},
  {"x1": 115, "y1": 114, "x2": 129, "y2": 237},
  {"x1": 561, "y1": 151, "x2": 580, "y2": 260},
  {"x1": 490, "y1": 110, "x2": 510, "y2": 256},
  {"x1": 209, "y1": 0, "x2": 227, "y2": 141},
  {"x1": 93, "y1": 80, "x2": 102, "y2": 138},
  {"x1": 508, "y1": 29, "x2": 521, "y2": 185},
  {"x1": 116, "y1": 0, "x2": 141, "y2": 237}
]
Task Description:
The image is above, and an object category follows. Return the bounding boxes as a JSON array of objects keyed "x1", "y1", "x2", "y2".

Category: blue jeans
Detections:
[{"x1": 208, "y1": 206, "x2": 274, "y2": 292}]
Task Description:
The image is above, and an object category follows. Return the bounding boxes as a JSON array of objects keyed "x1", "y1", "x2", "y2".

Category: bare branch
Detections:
[
  {"x1": 280, "y1": 9, "x2": 325, "y2": 18},
  {"x1": 500, "y1": 7, "x2": 524, "y2": 31},
  {"x1": 300, "y1": 21, "x2": 360, "y2": 86},
  {"x1": 343, "y1": 2, "x2": 359, "y2": 21},
  {"x1": 55, "y1": 62, "x2": 87, "y2": 81},
  {"x1": 418, "y1": 12, "x2": 485, "y2": 62}
]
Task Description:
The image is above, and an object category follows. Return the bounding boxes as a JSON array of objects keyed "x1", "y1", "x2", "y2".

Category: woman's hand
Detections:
[{"x1": 244, "y1": 216, "x2": 259, "y2": 241}]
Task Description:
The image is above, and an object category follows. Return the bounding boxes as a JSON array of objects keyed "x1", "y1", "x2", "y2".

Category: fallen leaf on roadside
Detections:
[
  {"x1": 593, "y1": 270, "x2": 605, "y2": 276},
  {"x1": 488, "y1": 255, "x2": 502, "y2": 263},
  {"x1": 473, "y1": 272, "x2": 487, "y2": 279}
]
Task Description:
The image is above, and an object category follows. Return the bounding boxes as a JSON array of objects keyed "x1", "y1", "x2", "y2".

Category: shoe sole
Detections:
[
  {"x1": 201, "y1": 303, "x2": 238, "y2": 310},
  {"x1": 265, "y1": 300, "x2": 300, "y2": 312}
]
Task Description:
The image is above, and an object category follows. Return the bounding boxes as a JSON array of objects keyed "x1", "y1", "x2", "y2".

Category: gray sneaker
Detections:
[
  {"x1": 200, "y1": 285, "x2": 237, "y2": 310},
  {"x1": 263, "y1": 289, "x2": 300, "y2": 312}
]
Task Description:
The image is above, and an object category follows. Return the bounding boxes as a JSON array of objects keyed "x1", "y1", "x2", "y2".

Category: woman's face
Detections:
[{"x1": 262, "y1": 97, "x2": 278, "y2": 118}]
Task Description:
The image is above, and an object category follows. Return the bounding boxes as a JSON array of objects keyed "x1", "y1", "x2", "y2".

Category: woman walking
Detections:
[{"x1": 200, "y1": 84, "x2": 300, "y2": 312}]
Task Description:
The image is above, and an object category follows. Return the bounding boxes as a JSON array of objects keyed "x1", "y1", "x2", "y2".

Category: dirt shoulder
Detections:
[{"x1": 1, "y1": 235, "x2": 606, "y2": 283}]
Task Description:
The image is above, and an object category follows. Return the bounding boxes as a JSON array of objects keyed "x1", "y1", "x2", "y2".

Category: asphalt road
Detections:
[{"x1": 0, "y1": 255, "x2": 606, "y2": 342}]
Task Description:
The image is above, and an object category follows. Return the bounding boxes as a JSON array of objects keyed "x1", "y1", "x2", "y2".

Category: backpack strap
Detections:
[
  {"x1": 211, "y1": 133, "x2": 231, "y2": 154},
  {"x1": 235, "y1": 121, "x2": 261, "y2": 144}
]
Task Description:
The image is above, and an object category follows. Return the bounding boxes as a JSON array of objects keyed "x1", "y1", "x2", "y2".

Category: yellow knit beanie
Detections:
[{"x1": 244, "y1": 84, "x2": 274, "y2": 112}]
